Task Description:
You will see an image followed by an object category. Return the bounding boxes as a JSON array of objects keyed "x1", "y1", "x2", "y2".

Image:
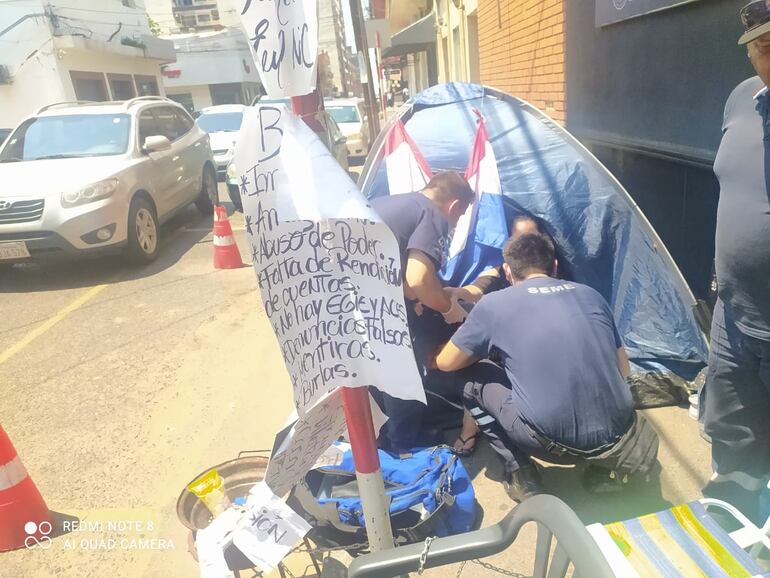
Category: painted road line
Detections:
[{"x1": 0, "y1": 284, "x2": 108, "y2": 366}]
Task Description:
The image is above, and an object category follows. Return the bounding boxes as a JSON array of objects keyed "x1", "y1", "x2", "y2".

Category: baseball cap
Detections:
[{"x1": 739, "y1": 0, "x2": 770, "y2": 45}]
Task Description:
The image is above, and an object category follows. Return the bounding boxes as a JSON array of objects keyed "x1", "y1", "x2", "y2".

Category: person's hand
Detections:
[
  {"x1": 444, "y1": 286, "x2": 460, "y2": 299},
  {"x1": 441, "y1": 296, "x2": 468, "y2": 325},
  {"x1": 413, "y1": 301, "x2": 424, "y2": 316}
]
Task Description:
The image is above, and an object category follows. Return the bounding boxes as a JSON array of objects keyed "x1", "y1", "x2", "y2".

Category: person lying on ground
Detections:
[
  {"x1": 430, "y1": 232, "x2": 659, "y2": 502},
  {"x1": 370, "y1": 171, "x2": 474, "y2": 451}
]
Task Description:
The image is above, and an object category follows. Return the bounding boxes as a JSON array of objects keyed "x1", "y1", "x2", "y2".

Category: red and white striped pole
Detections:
[
  {"x1": 341, "y1": 386, "x2": 394, "y2": 552},
  {"x1": 292, "y1": 83, "x2": 393, "y2": 553}
]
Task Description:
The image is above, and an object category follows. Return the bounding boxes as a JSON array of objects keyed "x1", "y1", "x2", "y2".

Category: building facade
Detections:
[
  {"x1": 318, "y1": 0, "x2": 356, "y2": 97},
  {"x1": 0, "y1": 0, "x2": 174, "y2": 129},
  {"x1": 380, "y1": 0, "x2": 437, "y2": 94},
  {"x1": 470, "y1": 0, "x2": 750, "y2": 301},
  {"x1": 144, "y1": 0, "x2": 240, "y2": 34},
  {"x1": 477, "y1": 0, "x2": 564, "y2": 124},
  {"x1": 436, "y1": 0, "x2": 481, "y2": 86},
  {"x1": 160, "y1": 28, "x2": 262, "y2": 112},
  {"x1": 564, "y1": 0, "x2": 751, "y2": 300}
]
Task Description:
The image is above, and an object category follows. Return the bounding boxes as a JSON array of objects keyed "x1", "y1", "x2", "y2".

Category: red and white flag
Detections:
[
  {"x1": 382, "y1": 120, "x2": 432, "y2": 196},
  {"x1": 443, "y1": 111, "x2": 508, "y2": 284}
]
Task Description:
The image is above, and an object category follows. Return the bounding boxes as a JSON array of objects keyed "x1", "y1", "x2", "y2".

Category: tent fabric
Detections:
[{"x1": 360, "y1": 83, "x2": 709, "y2": 406}]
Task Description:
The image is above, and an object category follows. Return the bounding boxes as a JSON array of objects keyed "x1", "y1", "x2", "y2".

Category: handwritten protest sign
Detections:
[
  {"x1": 265, "y1": 390, "x2": 388, "y2": 497},
  {"x1": 232, "y1": 483, "x2": 311, "y2": 574},
  {"x1": 265, "y1": 389, "x2": 348, "y2": 497},
  {"x1": 233, "y1": 105, "x2": 425, "y2": 415},
  {"x1": 239, "y1": 0, "x2": 318, "y2": 97}
]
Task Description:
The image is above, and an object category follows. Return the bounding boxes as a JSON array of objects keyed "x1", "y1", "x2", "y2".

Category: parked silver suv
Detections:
[{"x1": 0, "y1": 97, "x2": 217, "y2": 265}]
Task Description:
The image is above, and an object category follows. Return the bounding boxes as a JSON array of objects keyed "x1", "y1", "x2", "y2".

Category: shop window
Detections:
[
  {"x1": 134, "y1": 75, "x2": 160, "y2": 96},
  {"x1": 107, "y1": 73, "x2": 136, "y2": 100},
  {"x1": 70, "y1": 71, "x2": 109, "y2": 102},
  {"x1": 197, "y1": 14, "x2": 211, "y2": 23}
]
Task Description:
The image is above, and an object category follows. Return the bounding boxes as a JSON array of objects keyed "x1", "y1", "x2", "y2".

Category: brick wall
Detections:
[{"x1": 477, "y1": 0, "x2": 566, "y2": 124}]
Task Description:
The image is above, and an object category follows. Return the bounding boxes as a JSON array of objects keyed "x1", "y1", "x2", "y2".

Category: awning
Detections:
[{"x1": 382, "y1": 10, "x2": 435, "y2": 58}]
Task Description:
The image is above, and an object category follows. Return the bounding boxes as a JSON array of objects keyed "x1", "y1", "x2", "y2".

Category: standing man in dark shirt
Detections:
[
  {"x1": 433, "y1": 233, "x2": 658, "y2": 501},
  {"x1": 703, "y1": 1, "x2": 770, "y2": 524},
  {"x1": 371, "y1": 171, "x2": 474, "y2": 450}
]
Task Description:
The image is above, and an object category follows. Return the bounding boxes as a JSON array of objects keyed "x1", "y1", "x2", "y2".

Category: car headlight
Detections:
[
  {"x1": 61, "y1": 178, "x2": 119, "y2": 208},
  {"x1": 226, "y1": 162, "x2": 238, "y2": 179}
]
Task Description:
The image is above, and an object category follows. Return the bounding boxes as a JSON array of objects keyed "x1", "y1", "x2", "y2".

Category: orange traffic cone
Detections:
[
  {"x1": 213, "y1": 205, "x2": 243, "y2": 269},
  {"x1": 0, "y1": 424, "x2": 52, "y2": 552}
]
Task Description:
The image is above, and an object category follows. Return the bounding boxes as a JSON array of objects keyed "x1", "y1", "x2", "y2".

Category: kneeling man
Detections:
[{"x1": 433, "y1": 232, "x2": 658, "y2": 501}]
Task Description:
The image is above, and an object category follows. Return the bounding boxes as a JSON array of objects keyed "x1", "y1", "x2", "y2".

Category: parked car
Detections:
[
  {"x1": 325, "y1": 98, "x2": 369, "y2": 158},
  {"x1": 226, "y1": 98, "x2": 348, "y2": 211},
  {"x1": 195, "y1": 104, "x2": 246, "y2": 181},
  {"x1": 0, "y1": 97, "x2": 216, "y2": 265},
  {"x1": 0, "y1": 129, "x2": 11, "y2": 147}
]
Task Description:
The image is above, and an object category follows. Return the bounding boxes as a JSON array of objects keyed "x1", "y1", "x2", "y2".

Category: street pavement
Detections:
[{"x1": 0, "y1": 183, "x2": 712, "y2": 577}]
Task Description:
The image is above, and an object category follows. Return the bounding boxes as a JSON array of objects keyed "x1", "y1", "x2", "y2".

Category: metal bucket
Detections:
[{"x1": 176, "y1": 452, "x2": 269, "y2": 531}]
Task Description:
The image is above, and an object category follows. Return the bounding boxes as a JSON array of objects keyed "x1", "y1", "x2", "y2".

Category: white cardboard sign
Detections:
[
  {"x1": 231, "y1": 482, "x2": 311, "y2": 574},
  {"x1": 239, "y1": 0, "x2": 318, "y2": 97},
  {"x1": 265, "y1": 390, "x2": 389, "y2": 497},
  {"x1": 196, "y1": 508, "x2": 241, "y2": 578},
  {"x1": 265, "y1": 389, "x2": 348, "y2": 497},
  {"x1": 233, "y1": 105, "x2": 425, "y2": 415}
]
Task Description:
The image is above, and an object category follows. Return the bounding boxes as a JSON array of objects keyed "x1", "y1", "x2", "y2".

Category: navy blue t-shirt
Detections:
[
  {"x1": 713, "y1": 76, "x2": 770, "y2": 340},
  {"x1": 451, "y1": 277, "x2": 633, "y2": 450},
  {"x1": 371, "y1": 192, "x2": 450, "y2": 271}
]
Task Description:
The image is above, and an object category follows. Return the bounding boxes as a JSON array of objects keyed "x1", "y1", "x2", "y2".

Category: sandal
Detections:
[{"x1": 452, "y1": 433, "x2": 481, "y2": 457}]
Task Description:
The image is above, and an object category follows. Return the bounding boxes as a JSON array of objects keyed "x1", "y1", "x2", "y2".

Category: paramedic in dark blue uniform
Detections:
[
  {"x1": 703, "y1": 1, "x2": 770, "y2": 525},
  {"x1": 371, "y1": 171, "x2": 474, "y2": 451},
  {"x1": 433, "y1": 233, "x2": 639, "y2": 501}
]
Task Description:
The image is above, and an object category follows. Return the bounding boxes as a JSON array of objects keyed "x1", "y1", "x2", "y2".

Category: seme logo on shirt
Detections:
[{"x1": 527, "y1": 283, "x2": 576, "y2": 295}]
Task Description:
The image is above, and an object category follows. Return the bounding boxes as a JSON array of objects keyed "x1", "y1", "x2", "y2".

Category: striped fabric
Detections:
[{"x1": 587, "y1": 502, "x2": 768, "y2": 577}]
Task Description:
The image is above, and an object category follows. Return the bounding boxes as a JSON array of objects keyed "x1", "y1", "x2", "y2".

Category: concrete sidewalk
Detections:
[{"x1": 280, "y1": 404, "x2": 711, "y2": 578}]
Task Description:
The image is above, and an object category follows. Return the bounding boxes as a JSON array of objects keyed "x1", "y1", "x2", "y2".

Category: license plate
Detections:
[{"x1": 0, "y1": 242, "x2": 30, "y2": 261}]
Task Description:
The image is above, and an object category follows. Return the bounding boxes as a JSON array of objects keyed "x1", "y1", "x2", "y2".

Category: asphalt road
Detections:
[
  {"x1": 0, "y1": 190, "x2": 295, "y2": 577},
  {"x1": 0, "y1": 179, "x2": 713, "y2": 578}
]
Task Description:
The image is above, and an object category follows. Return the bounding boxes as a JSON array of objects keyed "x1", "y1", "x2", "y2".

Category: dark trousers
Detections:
[
  {"x1": 377, "y1": 305, "x2": 460, "y2": 452},
  {"x1": 460, "y1": 360, "x2": 574, "y2": 474},
  {"x1": 703, "y1": 299, "x2": 770, "y2": 524}
]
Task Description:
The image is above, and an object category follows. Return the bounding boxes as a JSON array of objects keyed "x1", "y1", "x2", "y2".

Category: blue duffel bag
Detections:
[{"x1": 288, "y1": 445, "x2": 477, "y2": 549}]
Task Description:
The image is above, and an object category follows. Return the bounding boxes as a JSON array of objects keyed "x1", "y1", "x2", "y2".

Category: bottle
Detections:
[{"x1": 187, "y1": 468, "x2": 230, "y2": 517}]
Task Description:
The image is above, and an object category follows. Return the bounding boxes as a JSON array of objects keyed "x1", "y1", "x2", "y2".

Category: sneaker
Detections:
[
  {"x1": 503, "y1": 465, "x2": 544, "y2": 502},
  {"x1": 581, "y1": 465, "x2": 624, "y2": 494},
  {"x1": 688, "y1": 393, "x2": 699, "y2": 421}
]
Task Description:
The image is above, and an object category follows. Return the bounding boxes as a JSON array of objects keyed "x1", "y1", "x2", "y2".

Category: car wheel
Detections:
[
  {"x1": 195, "y1": 165, "x2": 216, "y2": 215},
  {"x1": 125, "y1": 197, "x2": 160, "y2": 264},
  {"x1": 227, "y1": 184, "x2": 243, "y2": 212}
]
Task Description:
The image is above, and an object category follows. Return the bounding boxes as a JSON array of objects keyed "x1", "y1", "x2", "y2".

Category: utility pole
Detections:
[{"x1": 349, "y1": 0, "x2": 381, "y2": 140}]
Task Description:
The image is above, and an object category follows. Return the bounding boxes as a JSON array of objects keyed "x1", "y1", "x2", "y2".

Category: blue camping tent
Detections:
[{"x1": 360, "y1": 83, "x2": 709, "y2": 406}]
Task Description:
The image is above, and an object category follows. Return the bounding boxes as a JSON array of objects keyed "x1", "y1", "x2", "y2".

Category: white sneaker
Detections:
[{"x1": 689, "y1": 393, "x2": 699, "y2": 420}]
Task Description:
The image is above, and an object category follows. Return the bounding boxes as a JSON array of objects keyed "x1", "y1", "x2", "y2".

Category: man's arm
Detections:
[
  {"x1": 446, "y1": 285, "x2": 483, "y2": 303},
  {"x1": 447, "y1": 268, "x2": 500, "y2": 304},
  {"x1": 404, "y1": 249, "x2": 453, "y2": 314},
  {"x1": 435, "y1": 340, "x2": 478, "y2": 372},
  {"x1": 617, "y1": 347, "x2": 630, "y2": 380}
]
